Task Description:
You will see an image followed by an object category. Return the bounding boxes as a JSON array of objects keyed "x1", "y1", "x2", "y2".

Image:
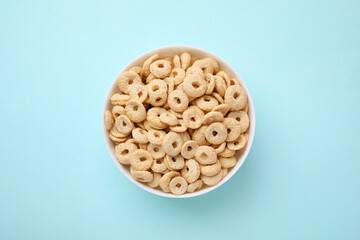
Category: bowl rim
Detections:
[{"x1": 102, "y1": 45, "x2": 256, "y2": 198}]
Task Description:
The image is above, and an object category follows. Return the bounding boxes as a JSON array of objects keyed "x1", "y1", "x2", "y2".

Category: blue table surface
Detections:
[{"x1": 1, "y1": 0, "x2": 360, "y2": 239}]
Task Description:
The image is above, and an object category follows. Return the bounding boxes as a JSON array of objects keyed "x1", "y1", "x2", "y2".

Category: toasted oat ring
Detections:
[
  {"x1": 143, "y1": 120, "x2": 153, "y2": 131},
  {"x1": 205, "y1": 122, "x2": 227, "y2": 145},
  {"x1": 219, "y1": 156, "x2": 237, "y2": 169},
  {"x1": 146, "y1": 107, "x2": 167, "y2": 129},
  {"x1": 185, "y1": 66, "x2": 205, "y2": 79},
  {"x1": 192, "y1": 59, "x2": 214, "y2": 74},
  {"x1": 216, "y1": 71, "x2": 231, "y2": 87},
  {"x1": 147, "y1": 129, "x2": 166, "y2": 145},
  {"x1": 195, "y1": 146, "x2": 217, "y2": 165},
  {"x1": 151, "y1": 158, "x2": 167, "y2": 173},
  {"x1": 129, "y1": 149, "x2": 153, "y2": 171},
  {"x1": 229, "y1": 78, "x2": 240, "y2": 87},
  {"x1": 105, "y1": 110, "x2": 114, "y2": 130},
  {"x1": 159, "y1": 171, "x2": 180, "y2": 192},
  {"x1": 223, "y1": 118, "x2": 242, "y2": 142},
  {"x1": 147, "y1": 143, "x2": 166, "y2": 159},
  {"x1": 196, "y1": 95, "x2": 219, "y2": 111},
  {"x1": 227, "y1": 110, "x2": 249, "y2": 133},
  {"x1": 115, "y1": 142, "x2": 138, "y2": 165},
  {"x1": 212, "y1": 103, "x2": 230, "y2": 115},
  {"x1": 175, "y1": 82, "x2": 184, "y2": 91},
  {"x1": 147, "y1": 79, "x2": 168, "y2": 106},
  {"x1": 182, "y1": 106, "x2": 205, "y2": 129},
  {"x1": 211, "y1": 92, "x2": 224, "y2": 104},
  {"x1": 109, "y1": 134, "x2": 128, "y2": 143},
  {"x1": 162, "y1": 131, "x2": 183, "y2": 156},
  {"x1": 164, "y1": 77, "x2": 174, "y2": 94},
  {"x1": 214, "y1": 75, "x2": 227, "y2": 97},
  {"x1": 203, "y1": 57, "x2": 219, "y2": 74},
  {"x1": 192, "y1": 125, "x2": 210, "y2": 146},
  {"x1": 150, "y1": 60, "x2": 172, "y2": 78},
  {"x1": 212, "y1": 142, "x2": 226, "y2": 154},
  {"x1": 131, "y1": 128, "x2": 148, "y2": 144},
  {"x1": 125, "y1": 100, "x2": 146, "y2": 123},
  {"x1": 111, "y1": 94, "x2": 131, "y2": 106},
  {"x1": 170, "y1": 109, "x2": 183, "y2": 118},
  {"x1": 173, "y1": 55, "x2": 181, "y2": 68},
  {"x1": 149, "y1": 92, "x2": 167, "y2": 107},
  {"x1": 115, "y1": 115, "x2": 134, "y2": 134},
  {"x1": 139, "y1": 143, "x2": 148, "y2": 150},
  {"x1": 169, "y1": 176, "x2": 188, "y2": 195},
  {"x1": 205, "y1": 73, "x2": 215, "y2": 94},
  {"x1": 147, "y1": 172, "x2": 162, "y2": 188},
  {"x1": 146, "y1": 73, "x2": 156, "y2": 83},
  {"x1": 112, "y1": 105, "x2": 125, "y2": 119},
  {"x1": 129, "y1": 85, "x2": 148, "y2": 103},
  {"x1": 183, "y1": 74, "x2": 207, "y2": 98},
  {"x1": 228, "y1": 134, "x2": 246, "y2": 151},
  {"x1": 200, "y1": 160, "x2": 221, "y2": 177},
  {"x1": 117, "y1": 71, "x2": 142, "y2": 94},
  {"x1": 168, "y1": 90, "x2": 189, "y2": 112},
  {"x1": 181, "y1": 159, "x2": 200, "y2": 183},
  {"x1": 187, "y1": 179, "x2": 203, "y2": 193},
  {"x1": 169, "y1": 119, "x2": 187, "y2": 133},
  {"x1": 110, "y1": 125, "x2": 129, "y2": 138},
  {"x1": 221, "y1": 169, "x2": 228, "y2": 179},
  {"x1": 160, "y1": 111, "x2": 179, "y2": 126},
  {"x1": 219, "y1": 147, "x2": 236, "y2": 157},
  {"x1": 179, "y1": 132, "x2": 190, "y2": 143},
  {"x1": 190, "y1": 56, "x2": 199, "y2": 65},
  {"x1": 130, "y1": 167, "x2": 153, "y2": 183},
  {"x1": 242, "y1": 103, "x2": 249, "y2": 113},
  {"x1": 181, "y1": 140, "x2": 199, "y2": 159},
  {"x1": 169, "y1": 68, "x2": 185, "y2": 85},
  {"x1": 141, "y1": 53, "x2": 160, "y2": 77},
  {"x1": 180, "y1": 52, "x2": 191, "y2": 70},
  {"x1": 201, "y1": 170, "x2": 222, "y2": 186},
  {"x1": 224, "y1": 85, "x2": 248, "y2": 111},
  {"x1": 165, "y1": 154, "x2": 185, "y2": 170},
  {"x1": 129, "y1": 66, "x2": 142, "y2": 75},
  {"x1": 203, "y1": 112, "x2": 224, "y2": 125}
]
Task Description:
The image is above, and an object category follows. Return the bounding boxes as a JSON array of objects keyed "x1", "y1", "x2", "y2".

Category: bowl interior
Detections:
[{"x1": 103, "y1": 46, "x2": 255, "y2": 198}]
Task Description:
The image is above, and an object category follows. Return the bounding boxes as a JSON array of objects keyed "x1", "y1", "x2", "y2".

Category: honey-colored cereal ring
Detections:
[
  {"x1": 112, "y1": 105, "x2": 125, "y2": 119},
  {"x1": 159, "y1": 171, "x2": 180, "y2": 193},
  {"x1": 143, "y1": 119, "x2": 154, "y2": 131},
  {"x1": 139, "y1": 143, "x2": 148, "y2": 150},
  {"x1": 117, "y1": 71, "x2": 142, "y2": 94},
  {"x1": 129, "y1": 66, "x2": 142, "y2": 76},
  {"x1": 126, "y1": 138, "x2": 137, "y2": 145},
  {"x1": 219, "y1": 156, "x2": 237, "y2": 168},
  {"x1": 187, "y1": 179, "x2": 203, "y2": 193},
  {"x1": 195, "y1": 95, "x2": 219, "y2": 111},
  {"x1": 147, "y1": 80, "x2": 168, "y2": 104},
  {"x1": 136, "y1": 121, "x2": 146, "y2": 130},
  {"x1": 212, "y1": 142, "x2": 226, "y2": 154},
  {"x1": 164, "y1": 154, "x2": 185, "y2": 170},
  {"x1": 212, "y1": 103, "x2": 230, "y2": 115},
  {"x1": 203, "y1": 112, "x2": 224, "y2": 125},
  {"x1": 227, "y1": 134, "x2": 246, "y2": 151},
  {"x1": 179, "y1": 132, "x2": 190, "y2": 142},
  {"x1": 181, "y1": 159, "x2": 200, "y2": 183},
  {"x1": 147, "y1": 129, "x2": 166, "y2": 145},
  {"x1": 163, "y1": 56, "x2": 173, "y2": 66},
  {"x1": 169, "y1": 68, "x2": 186, "y2": 85},
  {"x1": 110, "y1": 125, "x2": 129, "y2": 138},
  {"x1": 214, "y1": 75, "x2": 227, "y2": 97},
  {"x1": 141, "y1": 54, "x2": 160, "y2": 77},
  {"x1": 190, "y1": 56, "x2": 199, "y2": 66},
  {"x1": 160, "y1": 111, "x2": 179, "y2": 126},
  {"x1": 229, "y1": 78, "x2": 240, "y2": 87},
  {"x1": 151, "y1": 158, "x2": 167, "y2": 173},
  {"x1": 192, "y1": 59, "x2": 214, "y2": 75},
  {"x1": 192, "y1": 125, "x2": 210, "y2": 146},
  {"x1": 170, "y1": 109, "x2": 183, "y2": 118},
  {"x1": 131, "y1": 128, "x2": 148, "y2": 144},
  {"x1": 183, "y1": 74, "x2": 207, "y2": 98},
  {"x1": 146, "y1": 73, "x2": 156, "y2": 83},
  {"x1": 105, "y1": 110, "x2": 114, "y2": 130},
  {"x1": 203, "y1": 57, "x2": 219, "y2": 74},
  {"x1": 111, "y1": 94, "x2": 131, "y2": 106},
  {"x1": 201, "y1": 170, "x2": 222, "y2": 186},
  {"x1": 180, "y1": 52, "x2": 191, "y2": 70},
  {"x1": 218, "y1": 147, "x2": 236, "y2": 157},
  {"x1": 129, "y1": 85, "x2": 148, "y2": 103},
  {"x1": 205, "y1": 73, "x2": 215, "y2": 94},
  {"x1": 109, "y1": 134, "x2": 128, "y2": 143},
  {"x1": 167, "y1": 90, "x2": 189, "y2": 112},
  {"x1": 195, "y1": 146, "x2": 217, "y2": 165},
  {"x1": 146, "y1": 107, "x2": 167, "y2": 129},
  {"x1": 185, "y1": 66, "x2": 205, "y2": 79},
  {"x1": 150, "y1": 60, "x2": 172, "y2": 78},
  {"x1": 205, "y1": 122, "x2": 228, "y2": 145},
  {"x1": 115, "y1": 142, "x2": 138, "y2": 165},
  {"x1": 115, "y1": 115, "x2": 134, "y2": 134},
  {"x1": 130, "y1": 167, "x2": 153, "y2": 183},
  {"x1": 242, "y1": 103, "x2": 249, "y2": 113},
  {"x1": 221, "y1": 169, "x2": 228, "y2": 180},
  {"x1": 227, "y1": 110, "x2": 249, "y2": 133},
  {"x1": 173, "y1": 55, "x2": 181, "y2": 68},
  {"x1": 169, "y1": 119, "x2": 187, "y2": 133},
  {"x1": 211, "y1": 92, "x2": 224, "y2": 104},
  {"x1": 223, "y1": 118, "x2": 242, "y2": 142},
  {"x1": 224, "y1": 85, "x2": 248, "y2": 111},
  {"x1": 200, "y1": 160, "x2": 221, "y2": 177},
  {"x1": 164, "y1": 77, "x2": 174, "y2": 93},
  {"x1": 129, "y1": 149, "x2": 153, "y2": 171},
  {"x1": 162, "y1": 131, "x2": 183, "y2": 156},
  {"x1": 147, "y1": 143, "x2": 166, "y2": 159},
  {"x1": 149, "y1": 91, "x2": 167, "y2": 107},
  {"x1": 216, "y1": 71, "x2": 231, "y2": 87},
  {"x1": 169, "y1": 176, "x2": 188, "y2": 195},
  {"x1": 182, "y1": 106, "x2": 205, "y2": 129},
  {"x1": 181, "y1": 140, "x2": 199, "y2": 159},
  {"x1": 147, "y1": 172, "x2": 162, "y2": 188},
  {"x1": 125, "y1": 100, "x2": 147, "y2": 123}
]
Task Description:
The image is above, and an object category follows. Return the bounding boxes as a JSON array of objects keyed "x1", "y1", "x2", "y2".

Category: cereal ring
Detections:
[
  {"x1": 129, "y1": 85, "x2": 148, "y2": 103},
  {"x1": 214, "y1": 75, "x2": 227, "y2": 97},
  {"x1": 141, "y1": 53, "x2": 160, "y2": 77},
  {"x1": 200, "y1": 160, "x2": 221, "y2": 177},
  {"x1": 115, "y1": 142, "x2": 138, "y2": 165},
  {"x1": 151, "y1": 158, "x2": 167, "y2": 173},
  {"x1": 111, "y1": 94, "x2": 131, "y2": 106},
  {"x1": 147, "y1": 129, "x2": 166, "y2": 145},
  {"x1": 211, "y1": 92, "x2": 224, "y2": 104},
  {"x1": 212, "y1": 103, "x2": 230, "y2": 115},
  {"x1": 203, "y1": 112, "x2": 224, "y2": 125},
  {"x1": 227, "y1": 111, "x2": 249, "y2": 133},
  {"x1": 169, "y1": 176, "x2": 188, "y2": 195},
  {"x1": 129, "y1": 149, "x2": 153, "y2": 171},
  {"x1": 181, "y1": 140, "x2": 199, "y2": 159},
  {"x1": 126, "y1": 138, "x2": 137, "y2": 145},
  {"x1": 179, "y1": 131, "x2": 190, "y2": 143},
  {"x1": 182, "y1": 106, "x2": 205, "y2": 129},
  {"x1": 242, "y1": 103, "x2": 249, "y2": 113},
  {"x1": 112, "y1": 105, "x2": 125, "y2": 118},
  {"x1": 224, "y1": 85, "x2": 248, "y2": 111},
  {"x1": 159, "y1": 171, "x2": 180, "y2": 193},
  {"x1": 185, "y1": 66, "x2": 205, "y2": 79},
  {"x1": 163, "y1": 102, "x2": 170, "y2": 109},
  {"x1": 110, "y1": 125, "x2": 129, "y2": 138},
  {"x1": 195, "y1": 146, "x2": 217, "y2": 165},
  {"x1": 129, "y1": 66, "x2": 142, "y2": 76},
  {"x1": 212, "y1": 142, "x2": 226, "y2": 154},
  {"x1": 147, "y1": 143, "x2": 166, "y2": 159},
  {"x1": 192, "y1": 125, "x2": 210, "y2": 146},
  {"x1": 131, "y1": 128, "x2": 148, "y2": 144},
  {"x1": 229, "y1": 78, "x2": 240, "y2": 87},
  {"x1": 163, "y1": 56, "x2": 173, "y2": 64},
  {"x1": 115, "y1": 115, "x2": 134, "y2": 134},
  {"x1": 146, "y1": 73, "x2": 156, "y2": 83},
  {"x1": 147, "y1": 172, "x2": 162, "y2": 188},
  {"x1": 168, "y1": 90, "x2": 189, "y2": 112},
  {"x1": 143, "y1": 119, "x2": 153, "y2": 131},
  {"x1": 173, "y1": 55, "x2": 181, "y2": 68},
  {"x1": 170, "y1": 109, "x2": 183, "y2": 118},
  {"x1": 147, "y1": 79, "x2": 168, "y2": 105},
  {"x1": 227, "y1": 134, "x2": 246, "y2": 151},
  {"x1": 187, "y1": 179, "x2": 203, "y2": 193},
  {"x1": 164, "y1": 77, "x2": 174, "y2": 93},
  {"x1": 201, "y1": 170, "x2": 222, "y2": 186},
  {"x1": 150, "y1": 60, "x2": 172, "y2": 78},
  {"x1": 195, "y1": 95, "x2": 219, "y2": 111},
  {"x1": 203, "y1": 57, "x2": 219, "y2": 74},
  {"x1": 205, "y1": 73, "x2": 215, "y2": 94},
  {"x1": 164, "y1": 154, "x2": 185, "y2": 170},
  {"x1": 105, "y1": 110, "x2": 114, "y2": 130},
  {"x1": 109, "y1": 134, "x2": 128, "y2": 143},
  {"x1": 160, "y1": 111, "x2": 179, "y2": 126},
  {"x1": 190, "y1": 56, "x2": 199, "y2": 66},
  {"x1": 117, "y1": 71, "x2": 142, "y2": 94},
  {"x1": 180, "y1": 52, "x2": 191, "y2": 70},
  {"x1": 219, "y1": 156, "x2": 237, "y2": 168},
  {"x1": 223, "y1": 118, "x2": 242, "y2": 142},
  {"x1": 169, "y1": 68, "x2": 186, "y2": 85},
  {"x1": 205, "y1": 122, "x2": 227, "y2": 145},
  {"x1": 221, "y1": 168, "x2": 228, "y2": 179},
  {"x1": 169, "y1": 119, "x2": 187, "y2": 132},
  {"x1": 192, "y1": 59, "x2": 214, "y2": 74},
  {"x1": 139, "y1": 143, "x2": 148, "y2": 150},
  {"x1": 125, "y1": 100, "x2": 146, "y2": 123},
  {"x1": 130, "y1": 167, "x2": 153, "y2": 183},
  {"x1": 183, "y1": 74, "x2": 207, "y2": 98},
  {"x1": 216, "y1": 71, "x2": 231, "y2": 87},
  {"x1": 146, "y1": 107, "x2": 167, "y2": 129},
  {"x1": 162, "y1": 131, "x2": 183, "y2": 156},
  {"x1": 181, "y1": 159, "x2": 200, "y2": 183},
  {"x1": 219, "y1": 147, "x2": 236, "y2": 157}
]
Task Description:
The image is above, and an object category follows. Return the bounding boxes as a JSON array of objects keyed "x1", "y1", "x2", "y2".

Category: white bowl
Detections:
[{"x1": 102, "y1": 45, "x2": 256, "y2": 198}]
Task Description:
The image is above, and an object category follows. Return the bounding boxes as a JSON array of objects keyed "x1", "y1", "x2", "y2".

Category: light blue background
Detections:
[{"x1": 1, "y1": 0, "x2": 359, "y2": 239}]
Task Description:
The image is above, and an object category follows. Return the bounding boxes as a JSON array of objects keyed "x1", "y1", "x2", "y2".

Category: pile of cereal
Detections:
[{"x1": 104, "y1": 52, "x2": 250, "y2": 195}]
